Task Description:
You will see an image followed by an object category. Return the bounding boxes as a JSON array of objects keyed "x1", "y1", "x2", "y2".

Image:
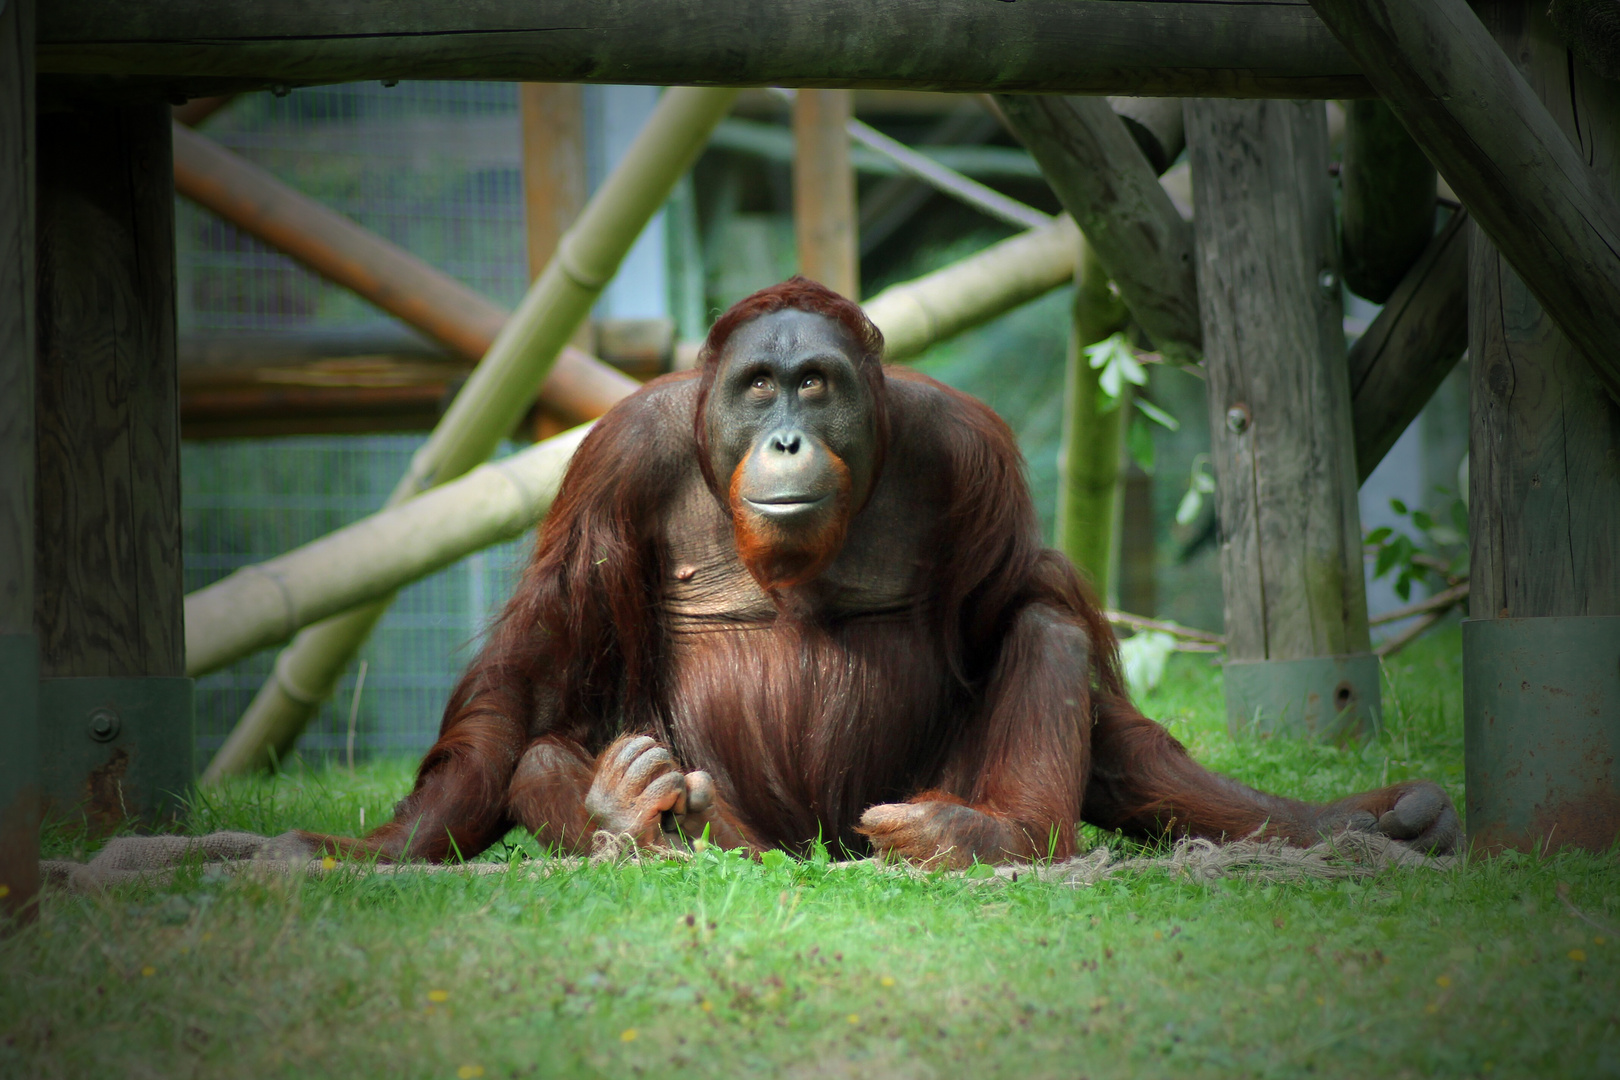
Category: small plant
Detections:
[
  {"x1": 1084, "y1": 331, "x2": 1179, "y2": 473},
  {"x1": 1364, "y1": 491, "x2": 1469, "y2": 601}
]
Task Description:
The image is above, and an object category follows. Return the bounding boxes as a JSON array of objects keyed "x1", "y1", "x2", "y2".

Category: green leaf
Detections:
[
  {"x1": 1375, "y1": 544, "x2": 1400, "y2": 578},
  {"x1": 760, "y1": 849, "x2": 790, "y2": 871},
  {"x1": 1365, "y1": 526, "x2": 1393, "y2": 545},
  {"x1": 1390, "y1": 498, "x2": 1408, "y2": 515},
  {"x1": 1175, "y1": 486, "x2": 1203, "y2": 527},
  {"x1": 1134, "y1": 397, "x2": 1180, "y2": 430},
  {"x1": 1395, "y1": 575, "x2": 1413, "y2": 602},
  {"x1": 1412, "y1": 509, "x2": 1434, "y2": 531},
  {"x1": 1451, "y1": 500, "x2": 1469, "y2": 536},
  {"x1": 963, "y1": 862, "x2": 996, "y2": 880}
]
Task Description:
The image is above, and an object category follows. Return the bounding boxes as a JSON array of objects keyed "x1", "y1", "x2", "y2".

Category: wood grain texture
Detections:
[
  {"x1": 1307, "y1": 0, "x2": 1620, "y2": 401},
  {"x1": 793, "y1": 90, "x2": 858, "y2": 300},
  {"x1": 0, "y1": 0, "x2": 35, "y2": 636},
  {"x1": 1340, "y1": 99, "x2": 1437, "y2": 304},
  {"x1": 37, "y1": 0, "x2": 1371, "y2": 100},
  {"x1": 1186, "y1": 99, "x2": 1371, "y2": 662},
  {"x1": 34, "y1": 103, "x2": 184, "y2": 678},
  {"x1": 995, "y1": 94, "x2": 1200, "y2": 358},
  {"x1": 519, "y1": 83, "x2": 587, "y2": 284},
  {"x1": 1348, "y1": 208, "x2": 1469, "y2": 481},
  {"x1": 1469, "y1": 0, "x2": 1620, "y2": 622}
]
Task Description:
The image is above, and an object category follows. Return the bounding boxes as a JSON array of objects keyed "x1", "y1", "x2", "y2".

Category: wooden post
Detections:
[
  {"x1": 793, "y1": 90, "x2": 859, "y2": 299},
  {"x1": 1463, "y1": 0, "x2": 1620, "y2": 855},
  {"x1": 1186, "y1": 99, "x2": 1378, "y2": 741},
  {"x1": 1306, "y1": 0, "x2": 1620, "y2": 402},
  {"x1": 35, "y1": 99, "x2": 193, "y2": 827},
  {"x1": 1340, "y1": 99, "x2": 1436, "y2": 303},
  {"x1": 0, "y1": 0, "x2": 40, "y2": 926},
  {"x1": 1348, "y1": 208, "x2": 1469, "y2": 480},
  {"x1": 519, "y1": 82, "x2": 592, "y2": 439}
]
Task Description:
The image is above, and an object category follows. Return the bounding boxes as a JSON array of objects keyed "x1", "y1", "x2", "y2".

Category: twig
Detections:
[
  {"x1": 1375, "y1": 610, "x2": 1448, "y2": 659},
  {"x1": 1370, "y1": 581, "x2": 1470, "y2": 627},
  {"x1": 345, "y1": 659, "x2": 368, "y2": 774},
  {"x1": 1557, "y1": 882, "x2": 1619, "y2": 937},
  {"x1": 1106, "y1": 610, "x2": 1225, "y2": 646}
]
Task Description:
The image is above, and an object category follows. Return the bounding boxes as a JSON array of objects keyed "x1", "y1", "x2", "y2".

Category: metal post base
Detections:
[
  {"x1": 1223, "y1": 652, "x2": 1382, "y2": 742},
  {"x1": 0, "y1": 635, "x2": 40, "y2": 926},
  {"x1": 38, "y1": 676, "x2": 194, "y2": 830},
  {"x1": 1464, "y1": 616, "x2": 1620, "y2": 854}
]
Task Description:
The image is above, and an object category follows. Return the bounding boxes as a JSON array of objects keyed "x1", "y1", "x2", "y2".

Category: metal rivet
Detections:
[
  {"x1": 271, "y1": 84, "x2": 291, "y2": 98},
  {"x1": 1225, "y1": 405, "x2": 1250, "y2": 434},
  {"x1": 88, "y1": 708, "x2": 121, "y2": 743},
  {"x1": 1318, "y1": 269, "x2": 1338, "y2": 292}
]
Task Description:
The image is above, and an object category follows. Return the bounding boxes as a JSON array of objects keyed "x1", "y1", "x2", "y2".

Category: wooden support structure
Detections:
[
  {"x1": 1340, "y1": 99, "x2": 1436, "y2": 303},
  {"x1": 1307, "y1": 0, "x2": 1620, "y2": 402},
  {"x1": 0, "y1": 0, "x2": 39, "y2": 927},
  {"x1": 1348, "y1": 209, "x2": 1469, "y2": 481},
  {"x1": 1186, "y1": 99, "x2": 1378, "y2": 741},
  {"x1": 993, "y1": 94, "x2": 1200, "y2": 358},
  {"x1": 793, "y1": 90, "x2": 859, "y2": 299},
  {"x1": 39, "y1": 0, "x2": 1372, "y2": 100},
  {"x1": 35, "y1": 100, "x2": 193, "y2": 827},
  {"x1": 172, "y1": 124, "x2": 636, "y2": 425},
  {"x1": 1461, "y1": 1, "x2": 1620, "y2": 855}
]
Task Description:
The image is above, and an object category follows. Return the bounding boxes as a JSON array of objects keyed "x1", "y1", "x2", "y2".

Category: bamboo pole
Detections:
[
  {"x1": 172, "y1": 123, "x2": 634, "y2": 424},
  {"x1": 203, "y1": 86, "x2": 739, "y2": 783},
  {"x1": 1054, "y1": 240, "x2": 1129, "y2": 592},
  {"x1": 866, "y1": 216, "x2": 1080, "y2": 362},
  {"x1": 187, "y1": 426, "x2": 592, "y2": 678},
  {"x1": 793, "y1": 89, "x2": 859, "y2": 298},
  {"x1": 185, "y1": 218, "x2": 1084, "y2": 683}
]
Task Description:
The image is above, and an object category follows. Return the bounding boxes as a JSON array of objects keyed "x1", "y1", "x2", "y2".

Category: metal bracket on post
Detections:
[
  {"x1": 38, "y1": 676, "x2": 194, "y2": 830},
  {"x1": 1223, "y1": 653, "x2": 1382, "y2": 743},
  {"x1": 1463, "y1": 616, "x2": 1620, "y2": 854}
]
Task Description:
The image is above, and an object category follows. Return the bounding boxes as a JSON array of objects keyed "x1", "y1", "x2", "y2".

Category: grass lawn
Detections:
[{"x1": 4, "y1": 626, "x2": 1617, "y2": 1079}]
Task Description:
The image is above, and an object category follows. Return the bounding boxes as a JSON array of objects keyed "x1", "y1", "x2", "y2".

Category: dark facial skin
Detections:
[{"x1": 703, "y1": 309, "x2": 879, "y2": 590}]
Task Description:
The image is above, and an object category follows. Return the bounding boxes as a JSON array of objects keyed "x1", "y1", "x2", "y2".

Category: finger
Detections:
[
  {"x1": 624, "y1": 744, "x2": 677, "y2": 789},
  {"x1": 684, "y1": 771, "x2": 715, "y2": 816},
  {"x1": 598, "y1": 735, "x2": 655, "y2": 783},
  {"x1": 1378, "y1": 785, "x2": 1447, "y2": 841},
  {"x1": 857, "y1": 802, "x2": 924, "y2": 836},
  {"x1": 641, "y1": 772, "x2": 687, "y2": 816}
]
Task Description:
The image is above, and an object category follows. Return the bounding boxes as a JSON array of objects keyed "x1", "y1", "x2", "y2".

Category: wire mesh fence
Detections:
[
  {"x1": 179, "y1": 82, "x2": 534, "y2": 764},
  {"x1": 183, "y1": 436, "x2": 532, "y2": 763}
]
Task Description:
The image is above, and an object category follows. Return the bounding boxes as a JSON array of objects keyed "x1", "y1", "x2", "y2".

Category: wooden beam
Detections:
[
  {"x1": 39, "y1": 0, "x2": 1371, "y2": 100},
  {"x1": 994, "y1": 94, "x2": 1200, "y2": 357},
  {"x1": 35, "y1": 100, "x2": 193, "y2": 827},
  {"x1": 1463, "y1": 0, "x2": 1620, "y2": 855},
  {"x1": 0, "y1": 0, "x2": 39, "y2": 928},
  {"x1": 171, "y1": 122, "x2": 636, "y2": 425},
  {"x1": 793, "y1": 90, "x2": 859, "y2": 299},
  {"x1": 1340, "y1": 99, "x2": 1437, "y2": 304},
  {"x1": 1306, "y1": 0, "x2": 1620, "y2": 401},
  {"x1": 1348, "y1": 208, "x2": 1468, "y2": 482},
  {"x1": 1186, "y1": 98, "x2": 1378, "y2": 741}
]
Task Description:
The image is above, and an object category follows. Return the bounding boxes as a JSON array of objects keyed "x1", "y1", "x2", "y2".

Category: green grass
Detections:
[{"x1": 7, "y1": 627, "x2": 1618, "y2": 1079}]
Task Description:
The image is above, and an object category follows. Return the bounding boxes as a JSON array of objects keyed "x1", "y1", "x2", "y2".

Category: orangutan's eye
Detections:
[
  {"x1": 800, "y1": 373, "x2": 826, "y2": 393},
  {"x1": 750, "y1": 374, "x2": 773, "y2": 392}
]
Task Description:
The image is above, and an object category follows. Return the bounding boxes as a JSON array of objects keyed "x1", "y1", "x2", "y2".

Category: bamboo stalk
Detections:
[
  {"x1": 203, "y1": 86, "x2": 740, "y2": 783},
  {"x1": 865, "y1": 217, "x2": 1080, "y2": 362},
  {"x1": 186, "y1": 426, "x2": 591, "y2": 679}
]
